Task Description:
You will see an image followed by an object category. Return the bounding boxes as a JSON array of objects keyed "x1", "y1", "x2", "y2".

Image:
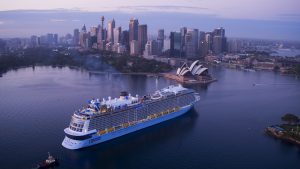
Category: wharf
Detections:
[{"x1": 163, "y1": 73, "x2": 217, "y2": 85}]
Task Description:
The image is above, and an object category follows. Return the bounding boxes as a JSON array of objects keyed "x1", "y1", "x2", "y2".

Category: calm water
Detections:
[{"x1": 0, "y1": 66, "x2": 300, "y2": 169}]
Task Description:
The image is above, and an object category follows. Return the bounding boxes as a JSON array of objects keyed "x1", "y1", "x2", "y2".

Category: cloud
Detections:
[
  {"x1": 114, "y1": 5, "x2": 210, "y2": 14},
  {"x1": 0, "y1": 21, "x2": 4, "y2": 24},
  {"x1": 50, "y1": 19, "x2": 66, "y2": 22},
  {"x1": 71, "y1": 19, "x2": 80, "y2": 22}
]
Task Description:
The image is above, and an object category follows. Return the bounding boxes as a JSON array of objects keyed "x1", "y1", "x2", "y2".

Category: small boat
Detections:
[{"x1": 37, "y1": 152, "x2": 59, "y2": 169}]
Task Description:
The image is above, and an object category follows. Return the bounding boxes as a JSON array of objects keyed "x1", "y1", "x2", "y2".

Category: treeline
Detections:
[
  {"x1": 101, "y1": 52, "x2": 172, "y2": 73},
  {"x1": 0, "y1": 47, "x2": 87, "y2": 74},
  {"x1": 0, "y1": 47, "x2": 173, "y2": 75}
]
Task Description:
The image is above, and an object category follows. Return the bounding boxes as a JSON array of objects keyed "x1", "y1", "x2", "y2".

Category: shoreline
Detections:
[{"x1": 265, "y1": 125, "x2": 300, "y2": 146}]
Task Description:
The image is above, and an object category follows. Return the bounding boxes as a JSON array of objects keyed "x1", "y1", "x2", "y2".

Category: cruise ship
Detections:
[{"x1": 62, "y1": 85, "x2": 200, "y2": 149}]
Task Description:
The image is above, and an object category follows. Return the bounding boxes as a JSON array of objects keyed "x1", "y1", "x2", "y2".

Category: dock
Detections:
[{"x1": 162, "y1": 73, "x2": 217, "y2": 85}]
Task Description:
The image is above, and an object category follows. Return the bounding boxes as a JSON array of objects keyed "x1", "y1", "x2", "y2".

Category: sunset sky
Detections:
[{"x1": 0, "y1": 0, "x2": 300, "y2": 40}]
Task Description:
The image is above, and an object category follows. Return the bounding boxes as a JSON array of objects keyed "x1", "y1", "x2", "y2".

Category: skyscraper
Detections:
[
  {"x1": 212, "y1": 27, "x2": 227, "y2": 54},
  {"x1": 170, "y1": 32, "x2": 181, "y2": 57},
  {"x1": 138, "y1": 24, "x2": 147, "y2": 54},
  {"x1": 107, "y1": 19, "x2": 115, "y2": 43},
  {"x1": 198, "y1": 31, "x2": 206, "y2": 57},
  {"x1": 80, "y1": 24, "x2": 88, "y2": 48},
  {"x1": 114, "y1": 27, "x2": 122, "y2": 44},
  {"x1": 180, "y1": 27, "x2": 187, "y2": 57},
  {"x1": 144, "y1": 40, "x2": 158, "y2": 57},
  {"x1": 121, "y1": 30, "x2": 129, "y2": 52},
  {"x1": 53, "y1": 34, "x2": 58, "y2": 45},
  {"x1": 129, "y1": 18, "x2": 139, "y2": 42},
  {"x1": 73, "y1": 29, "x2": 80, "y2": 45},
  {"x1": 157, "y1": 29, "x2": 164, "y2": 53},
  {"x1": 130, "y1": 40, "x2": 139, "y2": 56},
  {"x1": 47, "y1": 33, "x2": 54, "y2": 45},
  {"x1": 185, "y1": 29, "x2": 199, "y2": 58}
]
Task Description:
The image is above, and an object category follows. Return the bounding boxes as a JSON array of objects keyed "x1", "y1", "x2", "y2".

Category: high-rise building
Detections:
[
  {"x1": 107, "y1": 19, "x2": 115, "y2": 43},
  {"x1": 144, "y1": 40, "x2": 158, "y2": 57},
  {"x1": 73, "y1": 29, "x2": 80, "y2": 45},
  {"x1": 113, "y1": 27, "x2": 122, "y2": 44},
  {"x1": 138, "y1": 24, "x2": 147, "y2": 54},
  {"x1": 47, "y1": 33, "x2": 54, "y2": 45},
  {"x1": 90, "y1": 27, "x2": 98, "y2": 47},
  {"x1": 213, "y1": 36, "x2": 223, "y2": 54},
  {"x1": 198, "y1": 31, "x2": 206, "y2": 57},
  {"x1": 30, "y1": 35, "x2": 39, "y2": 47},
  {"x1": 157, "y1": 29, "x2": 164, "y2": 53},
  {"x1": 180, "y1": 27, "x2": 187, "y2": 57},
  {"x1": 129, "y1": 18, "x2": 139, "y2": 42},
  {"x1": 212, "y1": 27, "x2": 227, "y2": 54},
  {"x1": 130, "y1": 40, "x2": 139, "y2": 56},
  {"x1": 213, "y1": 27, "x2": 225, "y2": 37},
  {"x1": 80, "y1": 24, "x2": 88, "y2": 48},
  {"x1": 170, "y1": 32, "x2": 181, "y2": 57},
  {"x1": 90, "y1": 27, "x2": 98, "y2": 37},
  {"x1": 53, "y1": 34, "x2": 58, "y2": 45},
  {"x1": 185, "y1": 29, "x2": 199, "y2": 58},
  {"x1": 121, "y1": 30, "x2": 129, "y2": 52}
]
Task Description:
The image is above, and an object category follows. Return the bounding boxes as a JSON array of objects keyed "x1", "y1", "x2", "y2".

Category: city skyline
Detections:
[
  {"x1": 0, "y1": 0, "x2": 300, "y2": 41},
  {"x1": 1, "y1": 10, "x2": 300, "y2": 41}
]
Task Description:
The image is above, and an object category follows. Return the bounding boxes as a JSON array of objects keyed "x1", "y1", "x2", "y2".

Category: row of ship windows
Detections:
[
  {"x1": 70, "y1": 126, "x2": 83, "y2": 132},
  {"x1": 88, "y1": 94, "x2": 193, "y2": 130},
  {"x1": 70, "y1": 122, "x2": 84, "y2": 128},
  {"x1": 89, "y1": 106, "x2": 172, "y2": 130}
]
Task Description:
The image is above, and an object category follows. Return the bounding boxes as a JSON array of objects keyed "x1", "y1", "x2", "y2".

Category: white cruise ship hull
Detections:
[{"x1": 62, "y1": 104, "x2": 193, "y2": 150}]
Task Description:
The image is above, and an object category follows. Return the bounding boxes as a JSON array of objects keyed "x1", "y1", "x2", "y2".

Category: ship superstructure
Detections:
[{"x1": 62, "y1": 85, "x2": 200, "y2": 149}]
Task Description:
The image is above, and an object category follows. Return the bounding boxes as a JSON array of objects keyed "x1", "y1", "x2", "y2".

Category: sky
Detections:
[{"x1": 0, "y1": 0, "x2": 300, "y2": 40}]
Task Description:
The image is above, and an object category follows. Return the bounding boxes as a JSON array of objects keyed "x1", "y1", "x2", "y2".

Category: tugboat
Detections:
[{"x1": 37, "y1": 152, "x2": 59, "y2": 169}]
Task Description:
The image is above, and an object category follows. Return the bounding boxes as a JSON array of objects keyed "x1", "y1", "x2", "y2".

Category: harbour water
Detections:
[{"x1": 0, "y1": 66, "x2": 300, "y2": 169}]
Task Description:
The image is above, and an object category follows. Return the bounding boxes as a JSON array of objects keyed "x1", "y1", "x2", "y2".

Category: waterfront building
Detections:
[
  {"x1": 73, "y1": 29, "x2": 80, "y2": 46},
  {"x1": 107, "y1": 19, "x2": 115, "y2": 43},
  {"x1": 212, "y1": 27, "x2": 227, "y2": 54},
  {"x1": 138, "y1": 24, "x2": 148, "y2": 55},
  {"x1": 198, "y1": 31, "x2": 206, "y2": 57},
  {"x1": 213, "y1": 36, "x2": 223, "y2": 54},
  {"x1": 170, "y1": 32, "x2": 181, "y2": 57},
  {"x1": 129, "y1": 18, "x2": 139, "y2": 42},
  {"x1": 130, "y1": 40, "x2": 139, "y2": 56},
  {"x1": 174, "y1": 60, "x2": 214, "y2": 83}
]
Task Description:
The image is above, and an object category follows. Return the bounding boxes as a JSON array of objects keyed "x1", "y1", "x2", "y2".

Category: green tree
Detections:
[{"x1": 281, "y1": 113, "x2": 300, "y2": 124}]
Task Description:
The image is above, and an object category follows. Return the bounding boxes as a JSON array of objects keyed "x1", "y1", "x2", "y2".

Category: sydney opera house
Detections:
[{"x1": 165, "y1": 60, "x2": 215, "y2": 84}]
